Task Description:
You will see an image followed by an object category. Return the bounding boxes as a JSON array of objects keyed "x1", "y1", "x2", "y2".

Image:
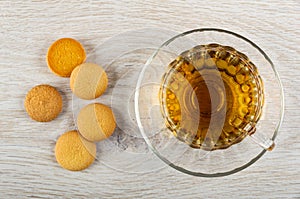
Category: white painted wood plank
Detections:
[{"x1": 0, "y1": 0, "x2": 299, "y2": 198}]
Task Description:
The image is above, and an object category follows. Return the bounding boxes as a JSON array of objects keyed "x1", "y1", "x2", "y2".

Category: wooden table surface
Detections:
[{"x1": 0, "y1": 0, "x2": 299, "y2": 198}]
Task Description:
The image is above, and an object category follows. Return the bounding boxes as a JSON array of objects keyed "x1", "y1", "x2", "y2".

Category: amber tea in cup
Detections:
[{"x1": 159, "y1": 43, "x2": 266, "y2": 150}]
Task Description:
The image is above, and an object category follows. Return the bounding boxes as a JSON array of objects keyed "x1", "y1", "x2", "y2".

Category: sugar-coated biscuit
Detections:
[
  {"x1": 24, "y1": 84, "x2": 62, "y2": 122},
  {"x1": 55, "y1": 130, "x2": 96, "y2": 171},
  {"x1": 70, "y1": 63, "x2": 108, "y2": 100},
  {"x1": 47, "y1": 38, "x2": 86, "y2": 77},
  {"x1": 77, "y1": 103, "x2": 116, "y2": 142}
]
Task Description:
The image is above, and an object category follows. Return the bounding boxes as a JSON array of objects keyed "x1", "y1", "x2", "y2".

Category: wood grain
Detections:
[{"x1": 0, "y1": 0, "x2": 299, "y2": 198}]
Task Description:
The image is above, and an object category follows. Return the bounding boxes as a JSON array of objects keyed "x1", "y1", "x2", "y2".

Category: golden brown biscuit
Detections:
[
  {"x1": 24, "y1": 84, "x2": 62, "y2": 122},
  {"x1": 47, "y1": 38, "x2": 86, "y2": 77},
  {"x1": 77, "y1": 103, "x2": 116, "y2": 142},
  {"x1": 70, "y1": 63, "x2": 108, "y2": 100},
  {"x1": 55, "y1": 130, "x2": 96, "y2": 171}
]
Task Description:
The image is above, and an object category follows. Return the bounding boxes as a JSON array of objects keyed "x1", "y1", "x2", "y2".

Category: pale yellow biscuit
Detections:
[
  {"x1": 70, "y1": 63, "x2": 108, "y2": 100},
  {"x1": 47, "y1": 38, "x2": 86, "y2": 77},
  {"x1": 24, "y1": 84, "x2": 62, "y2": 122},
  {"x1": 55, "y1": 130, "x2": 96, "y2": 171},
  {"x1": 77, "y1": 103, "x2": 116, "y2": 142}
]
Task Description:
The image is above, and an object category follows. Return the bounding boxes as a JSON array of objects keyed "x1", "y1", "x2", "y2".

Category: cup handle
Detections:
[{"x1": 247, "y1": 126, "x2": 275, "y2": 151}]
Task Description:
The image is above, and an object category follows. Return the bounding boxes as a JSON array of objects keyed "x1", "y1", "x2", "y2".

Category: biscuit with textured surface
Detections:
[
  {"x1": 24, "y1": 84, "x2": 62, "y2": 122},
  {"x1": 55, "y1": 130, "x2": 96, "y2": 171},
  {"x1": 47, "y1": 38, "x2": 86, "y2": 77},
  {"x1": 77, "y1": 103, "x2": 116, "y2": 142},
  {"x1": 70, "y1": 63, "x2": 108, "y2": 100}
]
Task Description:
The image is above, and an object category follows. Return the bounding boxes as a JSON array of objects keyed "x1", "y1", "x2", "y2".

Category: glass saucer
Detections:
[
  {"x1": 135, "y1": 28, "x2": 284, "y2": 177},
  {"x1": 72, "y1": 28, "x2": 181, "y2": 173}
]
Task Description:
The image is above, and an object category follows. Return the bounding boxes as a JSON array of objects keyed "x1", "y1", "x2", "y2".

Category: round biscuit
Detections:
[
  {"x1": 77, "y1": 103, "x2": 116, "y2": 142},
  {"x1": 47, "y1": 38, "x2": 86, "y2": 77},
  {"x1": 55, "y1": 130, "x2": 96, "y2": 171},
  {"x1": 70, "y1": 63, "x2": 108, "y2": 100},
  {"x1": 24, "y1": 84, "x2": 62, "y2": 122}
]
